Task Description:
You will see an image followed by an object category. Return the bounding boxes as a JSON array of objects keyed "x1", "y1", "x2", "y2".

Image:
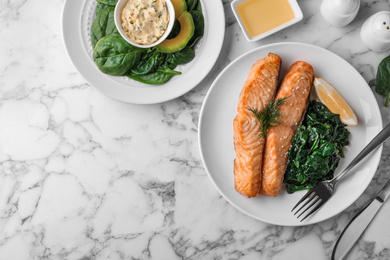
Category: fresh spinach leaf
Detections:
[
  {"x1": 188, "y1": 10, "x2": 204, "y2": 47},
  {"x1": 167, "y1": 62, "x2": 177, "y2": 70},
  {"x1": 91, "y1": 7, "x2": 119, "y2": 48},
  {"x1": 376, "y1": 55, "x2": 390, "y2": 107},
  {"x1": 167, "y1": 20, "x2": 181, "y2": 39},
  {"x1": 195, "y1": 0, "x2": 202, "y2": 12},
  {"x1": 131, "y1": 51, "x2": 165, "y2": 75},
  {"x1": 96, "y1": 3, "x2": 110, "y2": 15},
  {"x1": 127, "y1": 64, "x2": 181, "y2": 85},
  {"x1": 283, "y1": 101, "x2": 350, "y2": 194},
  {"x1": 96, "y1": 0, "x2": 118, "y2": 6},
  {"x1": 166, "y1": 46, "x2": 195, "y2": 65},
  {"x1": 93, "y1": 35, "x2": 144, "y2": 76},
  {"x1": 186, "y1": 0, "x2": 198, "y2": 11}
]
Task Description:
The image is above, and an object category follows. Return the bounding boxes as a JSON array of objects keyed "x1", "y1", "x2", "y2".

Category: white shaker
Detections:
[
  {"x1": 321, "y1": 0, "x2": 360, "y2": 27},
  {"x1": 360, "y1": 11, "x2": 390, "y2": 52}
]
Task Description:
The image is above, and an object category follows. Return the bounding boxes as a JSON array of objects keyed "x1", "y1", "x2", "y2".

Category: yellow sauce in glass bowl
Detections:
[{"x1": 237, "y1": 0, "x2": 295, "y2": 38}]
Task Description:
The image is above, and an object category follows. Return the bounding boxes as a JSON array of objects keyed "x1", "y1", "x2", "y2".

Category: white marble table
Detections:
[{"x1": 1, "y1": 0, "x2": 390, "y2": 259}]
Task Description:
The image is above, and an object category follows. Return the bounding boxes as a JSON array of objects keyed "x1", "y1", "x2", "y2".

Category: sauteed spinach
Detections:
[{"x1": 283, "y1": 100, "x2": 350, "y2": 194}]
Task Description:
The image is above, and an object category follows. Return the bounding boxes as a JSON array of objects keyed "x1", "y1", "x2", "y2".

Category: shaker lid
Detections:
[
  {"x1": 331, "y1": 0, "x2": 360, "y2": 16},
  {"x1": 372, "y1": 12, "x2": 390, "y2": 40}
]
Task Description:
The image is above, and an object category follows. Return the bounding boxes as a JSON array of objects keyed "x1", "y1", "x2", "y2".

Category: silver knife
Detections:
[{"x1": 331, "y1": 177, "x2": 390, "y2": 260}]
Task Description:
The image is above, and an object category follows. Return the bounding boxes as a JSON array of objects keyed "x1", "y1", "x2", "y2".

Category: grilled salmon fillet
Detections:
[
  {"x1": 260, "y1": 61, "x2": 314, "y2": 196},
  {"x1": 233, "y1": 53, "x2": 281, "y2": 198}
]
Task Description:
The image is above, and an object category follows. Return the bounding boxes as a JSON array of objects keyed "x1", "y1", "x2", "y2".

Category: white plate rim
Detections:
[
  {"x1": 198, "y1": 41, "x2": 383, "y2": 226},
  {"x1": 61, "y1": 0, "x2": 225, "y2": 104}
]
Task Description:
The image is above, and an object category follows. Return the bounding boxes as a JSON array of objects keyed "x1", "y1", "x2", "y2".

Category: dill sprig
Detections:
[{"x1": 247, "y1": 97, "x2": 288, "y2": 138}]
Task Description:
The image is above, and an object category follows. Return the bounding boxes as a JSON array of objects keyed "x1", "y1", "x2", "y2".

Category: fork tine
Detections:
[
  {"x1": 293, "y1": 193, "x2": 316, "y2": 215},
  {"x1": 300, "y1": 200, "x2": 324, "y2": 222},
  {"x1": 297, "y1": 196, "x2": 321, "y2": 219},
  {"x1": 291, "y1": 189, "x2": 314, "y2": 212}
]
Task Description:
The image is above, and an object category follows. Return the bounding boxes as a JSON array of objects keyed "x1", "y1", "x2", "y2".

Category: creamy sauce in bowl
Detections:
[
  {"x1": 121, "y1": 0, "x2": 170, "y2": 45},
  {"x1": 237, "y1": 0, "x2": 295, "y2": 38}
]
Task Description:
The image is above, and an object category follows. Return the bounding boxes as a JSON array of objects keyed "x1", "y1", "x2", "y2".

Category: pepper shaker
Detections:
[
  {"x1": 321, "y1": 0, "x2": 360, "y2": 27},
  {"x1": 360, "y1": 11, "x2": 390, "y2": 52}
]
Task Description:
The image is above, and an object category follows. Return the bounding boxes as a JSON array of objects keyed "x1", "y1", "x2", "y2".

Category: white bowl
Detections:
[
  {"x1": 114, "y1": 0, "x2": 175, "y2": 48},
  {"x1": 231, "y1": 0, "x2": 303, "y2": 42}
]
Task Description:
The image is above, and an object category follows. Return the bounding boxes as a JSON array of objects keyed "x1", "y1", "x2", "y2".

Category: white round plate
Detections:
[
  {"x1": 198, "y1": 42, "x2": 383, "y2": 226},
  {"x1": 62, "y1": 0, "x2": 225, "y2": 104}
]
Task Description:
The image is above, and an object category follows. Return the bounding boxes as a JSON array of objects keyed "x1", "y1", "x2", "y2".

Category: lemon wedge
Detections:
[{"x1": 313, "y1": 78, "x2": 358, "y2": 126}]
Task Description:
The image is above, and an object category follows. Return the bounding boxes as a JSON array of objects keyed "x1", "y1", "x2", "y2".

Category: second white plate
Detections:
[
  {"x1": 198, "y1": 42, "x2": 383, "y2": 226},
  {"x1": 62, "y1": 0, "x2": 225, "y2": 104}
]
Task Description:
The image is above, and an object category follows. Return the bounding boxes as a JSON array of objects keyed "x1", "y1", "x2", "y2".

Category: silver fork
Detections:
[{"x1": 292, "y1": 123, "x2": 390, "y2": 222}]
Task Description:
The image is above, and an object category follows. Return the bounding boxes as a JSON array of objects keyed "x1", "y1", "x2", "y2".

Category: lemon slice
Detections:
[{"x1": 313, "y1": 78, "x2": 358, "y2": 126}]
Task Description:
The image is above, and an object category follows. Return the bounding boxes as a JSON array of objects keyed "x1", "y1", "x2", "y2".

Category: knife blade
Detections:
[{"x1": 331, "y1": 177, "x2": 390, "y2": 260}]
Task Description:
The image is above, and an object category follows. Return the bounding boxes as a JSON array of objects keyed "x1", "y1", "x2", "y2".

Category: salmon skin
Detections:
[
  {"x1": 233, "y1": 53, "x2": 282, "y2": 198},
  {"x1": 260, "y1": 61, "x2": 314, "y2": 196}
]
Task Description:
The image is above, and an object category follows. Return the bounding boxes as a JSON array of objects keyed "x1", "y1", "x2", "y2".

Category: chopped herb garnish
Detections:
[
  {"x1": 247, "y1": 97, "x2": 288, "y2": 138},
  {"x1": 158, "y1": 13, "x2": 162, "y2": 18}
]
